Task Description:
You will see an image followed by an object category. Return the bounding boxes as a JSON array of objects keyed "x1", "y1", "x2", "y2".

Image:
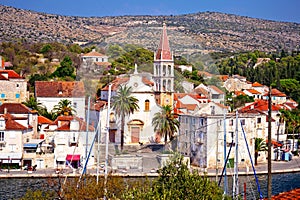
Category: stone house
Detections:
[{"x1": 0, "y1": 69, "x2": 28, "y2": 104}]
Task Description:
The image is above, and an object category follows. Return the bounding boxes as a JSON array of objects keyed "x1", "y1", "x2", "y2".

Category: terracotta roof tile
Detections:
[
  {"x1": 38, "y1": 116, "x2": 53, "y2": 124},
  {"x1": 54, "y1": 116, "x2": 94, "y2": 132},
  {"x1": 0, "y1": 70, "x2": 23, "y2": 79},
  {"x1": 35, "y1": 81, "x2": 85, "y2": 97},
  {"x1": 82, "y1": 51, "x2": 105, "y2": 57},
  {"x1": 101, "y1": 77, "x2": 130, "y2": 91},
  {"x1": 0, "y1": 114, "x2": 28, "y2": 130},
  {"x1": 252, "y1": 82, "x2": 263, "y2": 87},
  {"x1": 0, "y1": 103, "x2": 35, "y2": 114},
  {"x1": 209, "y1": 85, "x2": 225, "y2": 94},
  {"x1": 245, "y1": 89, "x2": 261, "y2": 94},
  {"x1": 142, "y1": 77, "x2": 154, "y2": 86}
]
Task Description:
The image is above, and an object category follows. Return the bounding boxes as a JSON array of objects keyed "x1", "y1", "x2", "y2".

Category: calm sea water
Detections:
[{"x1": 0, "y1": 173, "x2": 300, "y2": 199}]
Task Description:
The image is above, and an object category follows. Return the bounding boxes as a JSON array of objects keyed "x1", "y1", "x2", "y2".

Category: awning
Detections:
[
  {"x1": 24, "y1": 143, "x2": 38, "y2": 148},
  {"x1": 66, "y1": 154, "x2": 80, "y2": 161},
  {"x1": 24, "y1": 139, "x2": 45, "y2": 148},
  {"x1": 266, "y1": 139, "x2": 283, "y2": 147},
  {"x1": 0, "y1": 152, "x2": 22, "y2": 163},
  {"x1": 56, "y1": 157, "x2": 65, "y2": 162}
]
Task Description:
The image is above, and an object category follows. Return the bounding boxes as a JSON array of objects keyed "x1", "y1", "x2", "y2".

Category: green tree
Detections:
[
  {"x1": 123, "y1": 153, "x2": 227, "y2": 200},
  {"x1": 255, "y1": 138, "x2": 267, "y2": 165},
  {"x1": 52, "y1": 99, "x2": 76, "y2": 116},
  {"x1": 152, "y1": 105, "x2": 180, "y2": 146},
  {"x1": 51, "y1": 56, "x2": 75, "y2": 80},
  {"x1": 111, "y1": 85, "x2": 139, "y2": 151}
]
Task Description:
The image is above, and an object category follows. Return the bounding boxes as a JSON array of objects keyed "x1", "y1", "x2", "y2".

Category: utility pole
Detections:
[{"x1": 267, "y1": 86, "x2": 272, "y2": 199}]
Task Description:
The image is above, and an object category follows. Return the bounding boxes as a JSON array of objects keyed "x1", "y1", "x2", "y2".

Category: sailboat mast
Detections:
[
  {"x1": 223, "y1": 110, "x2": 228, "y2": 194},
  {"x1": 233, "y1": 110, "x2": 239, "y2": 199},
  {"x1": 85, "y1": 96, "x2": 91, "y2": 168}
]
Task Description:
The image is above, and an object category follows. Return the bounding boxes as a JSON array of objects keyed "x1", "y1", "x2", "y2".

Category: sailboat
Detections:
[{"x1": 218, "y1": 110, "x2": 263, "y2": 200}]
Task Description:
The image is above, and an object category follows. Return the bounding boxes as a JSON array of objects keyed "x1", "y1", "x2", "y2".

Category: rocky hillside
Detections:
[{"x1": 1, "y1": 5, "x2": 300, "y2": 55}]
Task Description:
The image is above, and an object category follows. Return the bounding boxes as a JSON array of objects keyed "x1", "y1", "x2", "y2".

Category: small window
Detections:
[
  {"x1": 73, "y1": 102, "x2": 77, "y2": 108},
  {"x1": 15, "y1": 93, "x2": 20, "y2": 99},
  {"x1": 145, "y1": 100, "x2": 150, "y2": 111},
  {"x1": 16, "y1": 84, "x2": 19, "y2": 88},
  {"x1": 229, "y1": 119, "x2": 233, "y2": 126},
  {"x1": 257, "y1": 117, "x2": 261, "y2": 124},
  {"x1": 240, "y1": 119, "x2": 245, "y2": 125},
  {"x1": 0, "y1": 131, "x2": 4, "y2": 141}
]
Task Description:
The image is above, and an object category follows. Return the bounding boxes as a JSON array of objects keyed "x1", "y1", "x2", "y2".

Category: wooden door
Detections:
[{"x1": 131, "y1": 127, "x2": 140, "y2": 143}]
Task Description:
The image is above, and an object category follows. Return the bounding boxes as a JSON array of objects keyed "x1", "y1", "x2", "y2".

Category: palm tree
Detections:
[
  {"x1": 152, "y1": 105, "x2": 180, "y2": 147},
  {"x1": 111, "y1": 85, "x2": 139, "y2": 151},
  {"x1": 254, "y1": 138, "x2": 267, "y2": 165},
  {"x1": 23, "y1": 95, "x2": 46, "y2": 114},
  {"x1": 52, "y1": 99, "x2": 76, "y2": 116}
]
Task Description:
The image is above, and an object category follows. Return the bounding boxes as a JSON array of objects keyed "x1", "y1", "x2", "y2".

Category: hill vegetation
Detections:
[{"x1": 1, "y1": 5, "x2": 300, "y2": 55}]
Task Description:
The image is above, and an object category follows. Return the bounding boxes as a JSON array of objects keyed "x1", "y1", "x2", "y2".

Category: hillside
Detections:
[{"x1": 1, "y1": 5, "x2": 300, "y2": 55}]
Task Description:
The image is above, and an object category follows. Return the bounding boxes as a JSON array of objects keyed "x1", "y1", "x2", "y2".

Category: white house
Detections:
[
  {"x1": 35, "y1": 81, "x2": 86, "y2": 119},
  {"x1": 81, "y1": 49, "x2": 111, "y2": 72},
  {"x1": 50, "y1": 116, "x2": 96, "y2": 169},
  {"x1": 0, "y1": 114, "x2": 32, "y2": 169}
]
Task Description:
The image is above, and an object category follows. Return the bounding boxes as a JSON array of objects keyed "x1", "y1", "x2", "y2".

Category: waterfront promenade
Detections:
[{"x1": 1, "y1": 156, "x2": 300, "y2": 178}]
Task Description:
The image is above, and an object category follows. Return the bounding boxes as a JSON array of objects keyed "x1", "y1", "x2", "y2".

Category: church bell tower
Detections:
[{"x1": 153, "y1": 23, "x2": 174, "y2": 106}]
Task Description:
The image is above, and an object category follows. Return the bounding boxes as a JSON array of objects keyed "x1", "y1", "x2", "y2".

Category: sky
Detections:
[{"x1": 0, "y1": 0, "x2": 300, "y2": 23}]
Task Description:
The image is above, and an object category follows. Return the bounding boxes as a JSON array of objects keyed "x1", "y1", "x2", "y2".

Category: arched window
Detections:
[{"x1": 145, "y1": 100, "x2": 150, "y2": 111}]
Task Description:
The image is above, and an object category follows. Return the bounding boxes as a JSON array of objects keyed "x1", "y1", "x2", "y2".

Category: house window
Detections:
[
  {"x1": 73, "y1": 102, "x2": 77, "y2": 108},
  {"x1": 0, "y1": 131, "x2": 4, "y2": 141},
  {"x1": 1, "y1": 94, "x2": 5, "y2": 98},
  {"x1": 229, "y1": 119, "x2": 233, "y2": 126},
  {"x1": 200, "y1": 118, "x2": 204, "y2": 126},
  {"x1": 0, "y1": 144, "x2": 4, "y2": 151},
  {"x1": 16, "y1": 84, "x2": 19, "y2": 88},
  {"x1": 185, "y1": 118, "x2": 188, "y2": 124},
  {"x1": 9, "y1": 144, "x2": 16, "y2": 152},
  {"x1": 257, "y1": 117, "x2": 261, "y2": 124},
  {"x1": 15, "y1": 93, "x2": 20, "y2": 99},
  {"x1": 145, "y1": 100, "x2": 150, "y2": 111},
  {"x1": 240, "y1": 119, "x2": 245, "y2": 125}
]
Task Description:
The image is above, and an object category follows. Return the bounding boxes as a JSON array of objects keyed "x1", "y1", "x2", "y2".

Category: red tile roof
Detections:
[
  {"x1": 209, "y1": 85, "x2": 225, "y2": 94},
  {"x1": 38, "y1": 116, "x2": 53, "y2": 124},
  {"x1": 142, "y1": 77, "x2": 154, "y2": 86},
  {"x1": 0, "y1": 114, "x2": 28, "y2": 130},
  {"x1": 235, "y1": 91, "x2": 246, "y2": 96},
  {"x1": 0, "y1": 103, "x2": 36, "y2": 114},
  {"x1": 263, "y1": 88, "x2": 286, "y2": 97},
  {"x1": 264, "y1": 188, "x2": 300, "y2": 199},
  {"x1": 82, "y1": 51, "x2": 105, "y2": 57},
  {"x1": 35, "y1": 81, "x2": 85, "y2": 97},
  {"x1": 240, "y1": 99, "x2": 280, "y2": 112},
  {"x1": 54, "y1": 116, "x2": 94, "y2": 131},
  {"x1": 0, "y1": 70, "x2": 23, "y2": 79},
  {"x1": 252, "y1": 82, "x2": 263, "y2": 87},
  {"x1": 155, "y1": 23, "x2": 172, "y2": 61},
  {"x1": 101, "y1": 77, "x2": 130, "y2": 91},
  {"x1": 245, "y1": 89, "x2": 261, "y2": 94}
]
